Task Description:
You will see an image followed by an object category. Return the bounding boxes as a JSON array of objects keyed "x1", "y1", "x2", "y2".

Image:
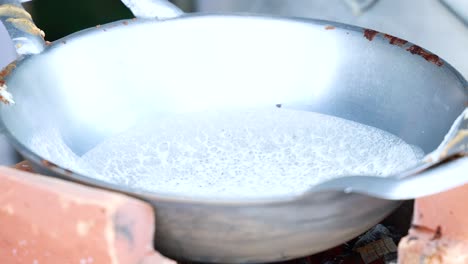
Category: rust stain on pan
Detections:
[
  {"x1": 0, "y1": 90, "x2": 13, "y2": 104},
  {"x1": 407, "y1": 45, "x2": 444, "y2": 66},
  {"x1": 364, "y1": 29, "x2": 378, "y2": 41},
  {"x1": 383, "y1": 34, "x2": 408, "y2": 46},
  {"x1": 0, "y1": 62, "x2": 16, "y2": 105},
  {"x1": 325, "y1": 25, "x2": 335, "y2": 30},
  {"x1": 0, "y1": 4, "x2": 32, "y2": 19},
  {"x1": 6, "y1": 18, "x2": 45, "y2": 37},
  {"x1": 13, "y1": 161, "x2": 34, "y2": 173},
  {"x1": 42, "y1": 159, "x2": 59, "y2": 168},
  {"x1": 42, "y1": 160, "x2": 74, "y2": 176},
  {"x1": 364, "y1": 31, "x2": 443, "y2": 67},
  {"x1": 0, "y1": 62, "x2": 16, "y2": 80}
]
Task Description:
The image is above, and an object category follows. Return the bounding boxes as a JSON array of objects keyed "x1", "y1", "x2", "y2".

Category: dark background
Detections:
[{"x1": 23, "y1": 0, "x2": 194, "y2": 41}]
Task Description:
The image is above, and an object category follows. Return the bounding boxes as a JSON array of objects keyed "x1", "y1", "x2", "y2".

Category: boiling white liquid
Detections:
[{"x1": 73, "y1": 108, "x2": 424, "y2": 198}]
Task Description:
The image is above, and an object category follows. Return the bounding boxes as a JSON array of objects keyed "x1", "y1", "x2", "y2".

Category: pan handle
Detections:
[
  {"x1": 121, "y1": 0, "x2": 184, "y2": 19},
  {"x1": 306, "y1": 156, "x2": 468, "y2": 200},
  {"x1": 0, "y1": 0, "x2": 46, "y2": 56}
]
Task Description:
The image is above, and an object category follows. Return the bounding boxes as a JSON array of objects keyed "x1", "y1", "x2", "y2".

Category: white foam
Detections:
[
  {"x1": 29, "y1": 128, "x2": 96, "y2": 175},
  {"x1": 77, "y1": 108, "x2": 424, "y2": 198}
]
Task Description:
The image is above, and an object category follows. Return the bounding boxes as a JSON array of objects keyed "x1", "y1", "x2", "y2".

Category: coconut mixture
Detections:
[{"x1": 30, "y1": 108, "x2": 424, "y2": 198}]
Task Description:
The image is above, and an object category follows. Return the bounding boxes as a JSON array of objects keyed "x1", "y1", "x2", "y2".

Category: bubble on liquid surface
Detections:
[
  {"x1": 28, "y1": 128, "x2": 96, "y2": 175},
  {"x1": 77, "y1": 108, "x2": 425, "y2": 198}
]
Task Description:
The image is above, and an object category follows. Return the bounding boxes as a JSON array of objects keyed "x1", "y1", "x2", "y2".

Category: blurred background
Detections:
[{"x1": 1, "y1": 0, "x2": 467, "y2": 165}]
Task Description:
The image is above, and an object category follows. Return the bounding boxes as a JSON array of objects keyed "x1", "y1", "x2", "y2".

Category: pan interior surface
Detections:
[{"x1": 1, "y1": 15, "x2": 467, "y2": 199}]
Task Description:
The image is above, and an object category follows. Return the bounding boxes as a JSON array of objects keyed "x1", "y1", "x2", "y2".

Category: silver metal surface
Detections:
[
  {"x1": 427, "y1": 108, "x2": 468, "y2": 160},
  {"x1": 317, "y1": 107, "x2": 468, "y2": 200},
  {"x1": 312, "y1": 156, "x2": 468, "y2": 200},
  {"x1": 121, "y1": 0, "x2": 184, "y2": 19},
  {"x1": 0, "y1": 9, "x2": 467, "y2": 264},
  {"x1": 343, "y1": 0, "x2": 378, "y2": 15},
  {"x1": 441, "y1": 0, "x2": 468, "y2": 24},
  {"x1": 195, "y1": 0, "x2": 468, "y2": 80},
  {"x1": 0, "y1": 20, "x2": 21, "y2": 165}
]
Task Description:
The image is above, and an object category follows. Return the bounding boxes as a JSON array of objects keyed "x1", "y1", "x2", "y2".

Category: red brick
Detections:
[
  {"x1": 398, "y1": 184, "x2": 468, "y2": 263},
  {"x1": 0, "y1": 165, "x2": 175, "y2": 264}
]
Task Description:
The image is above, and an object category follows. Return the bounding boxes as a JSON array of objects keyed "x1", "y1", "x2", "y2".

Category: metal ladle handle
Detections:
[
  {"x1": 0, "y1": 0, "x2": 184, "y2": 57},
  {"x1": 0, "y1": 0, "x2": 46, "y2": 56},
  {"x1": 425, "y1": 107, "x2": 468, "y2": 162},
  {"x1": 121, "y1": 0, "x2": 184, "y2": 19}
]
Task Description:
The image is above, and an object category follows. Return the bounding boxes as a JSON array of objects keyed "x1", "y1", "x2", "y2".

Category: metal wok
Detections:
[{"x1": 0, "y1": 0, "x2": 467, "y2": 262}]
